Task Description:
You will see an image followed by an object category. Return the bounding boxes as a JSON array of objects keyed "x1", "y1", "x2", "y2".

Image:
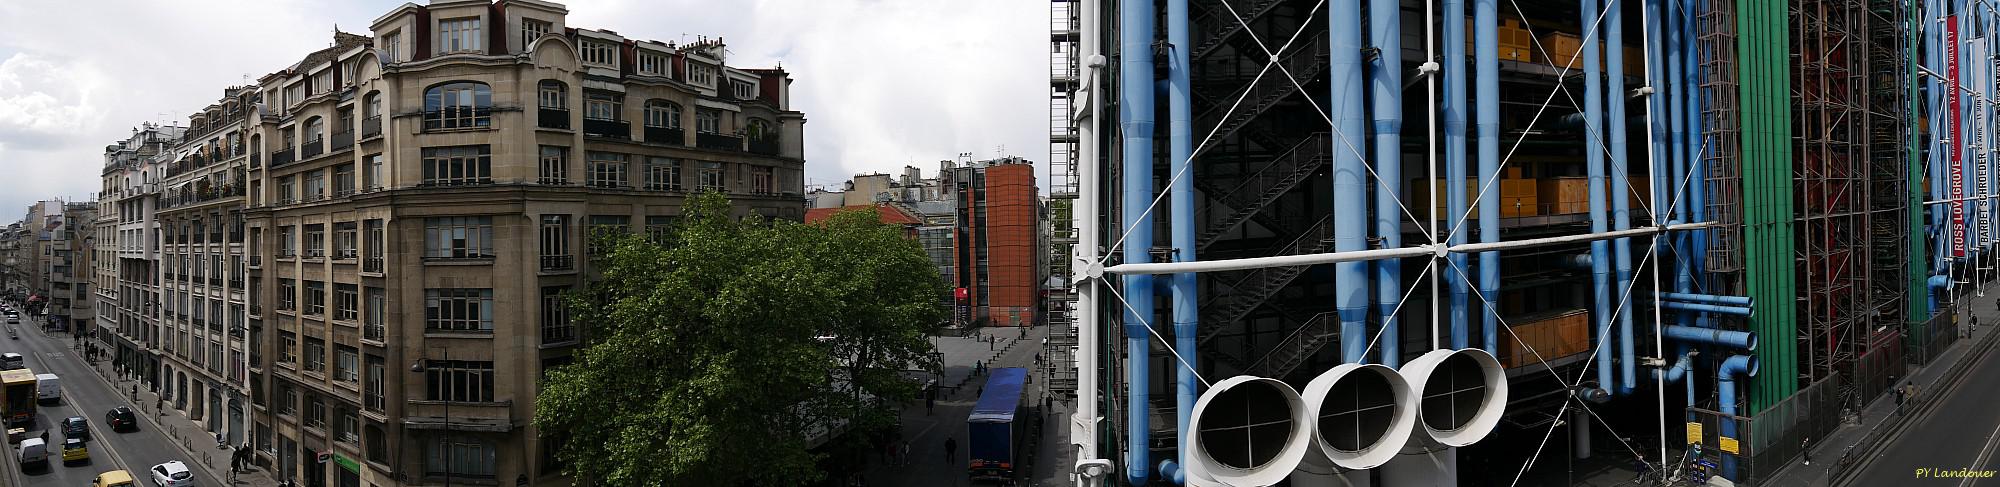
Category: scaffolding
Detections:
[
  {"x1": 1701, "y1": 0, "x2": 1744, "y2": 277},
  {"x1": 1791, "y1": 0, "x2": 1870, "y2": 397},
  {"x1": 1045, "y1": 0, "x2": 1081, "y2": 398}
]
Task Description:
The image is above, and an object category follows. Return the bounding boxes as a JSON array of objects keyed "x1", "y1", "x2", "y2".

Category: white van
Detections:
[
  {"x1": 34, "y1": 374, "x2": 57, "y2": 403},
  {"x1": 15, "y1": 437, "x2": 48, "y2": 470}
]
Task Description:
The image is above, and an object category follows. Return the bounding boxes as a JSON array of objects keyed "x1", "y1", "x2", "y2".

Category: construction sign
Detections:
[
  {"x1": 1686, "y1": 422, "x2": 1702, "y2": 446},
  {"x1": 1719, "y1": 436, "x2": 1740, "y2": 455}
]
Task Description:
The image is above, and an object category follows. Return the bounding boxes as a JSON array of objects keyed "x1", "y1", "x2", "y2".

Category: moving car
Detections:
[
  {"x1": 93, "y1": 470, "x2": 138, "y2": 487},
  {"x1": 0, "y1": 353, "x2": 22, "y2": 370},
  {"x1": 61, "y1": 416, "x2": 88, "y2": 442},
  {"x1": 104, "y1": 407, "x2": 137, "y2": 432},
  {"x1": 150, "y1": 461, "x2": 194, "y2": 487},
  {"x1": 61, "y1": 437, "x2": 88, "y2": 465},
  {"x1": 15, "y1": 437, "x2": 47, "y2": 471}
]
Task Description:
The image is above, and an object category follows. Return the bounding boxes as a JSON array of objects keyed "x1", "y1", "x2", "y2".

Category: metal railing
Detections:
[
  {"x1": 330, "y1": 131, "x2": 354, "y2": 152},
  {"x1": 361, "y1": 116, "x2": 382, "y2": 139},
  {"x1": 538, "y1": 108, "x2": 570, "y2": 130},
  {"x1": 645, "y1": 126, "x2": 684, "y2": 146},
  {"x1": 583, "y1": 118, "x2": 630, "y2": 138},
  {"x1": 748, "y1": 136, "x2": 780, "y2": 155},
  {"x1": 301, "y1": 139, "x2": 324, "y2": 159},
  {"x1": 540, "y1": 255, "x2": 574, "y2": 271},
  {"x1": 270, "y1": 148, "x2": 294, "y2": 167},
  {"x1": 697, "y1": 132, "x2": 744, "y2": 151}
]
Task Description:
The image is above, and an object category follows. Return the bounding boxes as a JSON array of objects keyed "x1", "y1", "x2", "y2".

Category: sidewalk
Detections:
[
  {"x1": 1762, "y1": 284, "x2": 2000, "y2": 486},
  {"x1": 75, "y1": 342, "x2": 280, "y2": 487}
]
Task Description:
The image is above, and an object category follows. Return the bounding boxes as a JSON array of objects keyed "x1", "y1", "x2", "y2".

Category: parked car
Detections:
[
  {"x1": 60, "y1": 416, "x2": 89, "y2": 442},
  {"x1": 61, "y1": 437, "x2": 88, "y2": 465},
  {"x1": 15, "y1": 437, "x2": 47, "y2": 471},
  {"x1": 92, "y1": 470, "x2": 138, "y2": 487},
  {"x1": 149, "y1": 461, "x2": 194, "y2": 487},
  {"x1": 0, "y1": 353, "x2": 21, "y2": 370},
  {"x1": 103, "y1": 407, "x2": 137, "y2": 433}
]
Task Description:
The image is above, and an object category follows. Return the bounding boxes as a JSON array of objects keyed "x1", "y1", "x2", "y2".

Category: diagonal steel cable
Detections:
[{"x1": 1102, "y1": 272, "x2": 1214, "y2": 389}]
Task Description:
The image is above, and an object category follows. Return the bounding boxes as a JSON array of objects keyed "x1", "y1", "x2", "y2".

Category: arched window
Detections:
[
  {"x1": 363, "y1": 92, "x2": 382, "y2": 119},
  {"x1": 305, "y1": 117, "x2": 325, "y2": 143},
  {"x1": 644, "y1": 99, "x2": 680, "y2": 128},
  {"x1": 538, "y1": 80, "x2": 566, "y2": 110},
  {"x1": 422, "y1": 81, "x2": 492, "y2": 130}
]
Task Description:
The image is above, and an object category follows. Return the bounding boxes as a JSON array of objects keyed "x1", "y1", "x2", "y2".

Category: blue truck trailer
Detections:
[{"x1": 968, "y1": 367, "x2": 1029, "y2": 482}]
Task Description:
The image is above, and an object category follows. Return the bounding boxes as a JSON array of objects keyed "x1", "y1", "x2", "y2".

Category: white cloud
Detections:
[{"x1": 0, "y1": 0, "x2": 1048, "y2": 216}]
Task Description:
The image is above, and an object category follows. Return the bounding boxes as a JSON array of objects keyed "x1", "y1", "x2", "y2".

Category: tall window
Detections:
[
  {"x1": 752, "y1": 166, "x2": 775, "y2": 195},
  {"x1": 303, "y1": 337, "x2": 326, "y2": 374},
  {"x1": 422, "y1": 82, "x2": 492, "y2": 130},
  {"x1": 541, "y1": 286, "x2": 574, "y2": 344},
  {"x1": 335, "y1": 284, "x2": 359, "y2": 321},
  {"x1": 521, "y1": 19, "x2": 551, "y2": 48},
  {"x1": 279, "y1": 331, "x2": 297, "y2": 365},
  {"x1": 365, "y1": 355, "x2": 386, "y2": 411},
  {"x1": 304, "y1": 117, "x2": 325, "y2": 144},
  {"x1": 644, "y1": 100, "x2": 681, "y2": 128},
  {"x1": 278, "y1": 279, "x2": 297, "y2": 311},
  {"x1": 437, "y1": 17, "x2": 483, "y2": 53},
  {"x1": 334, "y1": 222, "x2": 358, "y2": 259},
  {"x1": 699, "y1": 161, "x2": 725, "y2": 191},
  {"x1": 303, "y1": 170, "x2": 326, "y2": 201},
  {"x1": 586, "y1": 152, "x2": 628, "y2": 188},
  {"x1": 303, "y1": 224, "x2": 325, "y2": 258},
  {"x1": 584, "y1": 92, "x2": 622, "y2": 121},
  {"x1": 579, "y1": 40, "x2": 616, "y2": 66},
  {"x1": 538, "y1": 146, "x2": 568, "y2": 185},
  {"x1": 364, "y1": 219, "x2": 385, "y2": 271},
  {"x1": 381, "y1": 32, "x2": 401, "y2": 63},
  {"x1": 638, "y1": 52, "x2": 669, "y2": 76},
  {"x1": 539, "y1": 215, "x2": 571, "y2": 270},
  {"x1": 307, "y1": 395, "x2": 326, "y2": 428},
  {"x1": 420, "y1": 146, "x2": 492, "y2": 186},
  {"x1": 336, "y1": 345, "x2": 359, "y2": 384},
  {"x1": 645, "y1": 157, "x2": 682, "y2": 191},
  {"x1": 424, "y1": 360, "x2": 496, "y2": 402},
  {"x1": 587, "y1": 215, "x2": 629, "y2": 256},
  {"x1": 423, "y1": 217, "x2": 495, "y2": 260},
  {"x1": 538, "y1": 80, "x2": 566, "y2": 109},
  {"x1": 364, "y1": 154, "x2": 384, "y2": 190},
  {"x1": 424, "y1": 289, "x2": 494, "y2": 332},
  {"x1": 696, "y1": 108, "x2": 722, "y2": 134},
  {"x1": 311, "y1": 71, "x2": 332, "y2": 95},
  {"x1": 365, "y1": 287, "x2": 385, "y2": 341},
  {"x1": 427, "y1": 437, "x2": 497, "y2": 478},
  {"x1": 333, "y1": 165, "x2": 355, "y2": 196},
  {"x1": 304, "y1": 280, "x2": 326, "y2": 316}
]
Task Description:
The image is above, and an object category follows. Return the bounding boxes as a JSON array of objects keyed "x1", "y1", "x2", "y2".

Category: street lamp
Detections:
[{"x1": 411, "y1": 349, "x2": 450, "y2": 487}]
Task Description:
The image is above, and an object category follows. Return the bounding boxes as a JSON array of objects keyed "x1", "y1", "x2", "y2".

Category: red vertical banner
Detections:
[{"x1": 1950, "y1": 16, "x2": 1966, "y2": 257}]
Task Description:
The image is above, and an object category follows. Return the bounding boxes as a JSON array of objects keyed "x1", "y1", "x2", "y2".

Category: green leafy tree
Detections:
[{"x1": 536, "y1": 192, "x2": 946, "y2": 485}]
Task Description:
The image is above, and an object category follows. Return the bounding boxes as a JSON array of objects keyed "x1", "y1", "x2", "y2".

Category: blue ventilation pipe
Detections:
[
  {"x1": 1658, "y1": 292, "x2": 1754, "y2": 307},
  {"x1": 1665, "y1": 0, "x2": 1695, "y2": 333},
  {"x1": 1117, "y1": 0, "x2": 1156, "y2": 481},
  {"x1": 1662, "y1": 325, "x2": 1758, "y2": 350},
  {"x1": 1643, "y1": 0, "x2": 1669, "y2": 241},
  {"x1": 1580, "y1": 0, "x2": 1616, "y2": 396},
  {"x1": 1657, "y1": 300, "x2": 1754, "y2": 317},
  {"x1": 1684, "y1": 0, "x2": 1708, "y2": 287},
  {"x1": 1161, "y1": 0, "x2": 1195, "y2": 482},
  {"x1": 1371, "y1": 0, "x2": 1405, "y2": 368},
  {"x1": 1718, "y1": 355, "x2": 1759, "y2": 480},
  {"x1": 1654, "y1": 347, "x2": 1696, "y2": 420},
  {"x1": 1445, "y1": 0, "x2": 1472, "y2": 349},
  {"x1": 1475, "y1": 0, "x2": 1502, "y2": 356},
  {"x1": 1605, "y1": 0, "x2": 1638, "y2": 394},
  {"x1": 1333, "y1": 0, "x2": 1371, "y2": 364}
]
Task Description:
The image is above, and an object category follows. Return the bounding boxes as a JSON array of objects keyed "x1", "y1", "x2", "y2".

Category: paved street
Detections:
[
  {"x1": 0, "y1": 313, "x2": 224, "y2": 487},
  {"x1": 1847, "y1": 316, "x2": 2000, "y2": 486}
]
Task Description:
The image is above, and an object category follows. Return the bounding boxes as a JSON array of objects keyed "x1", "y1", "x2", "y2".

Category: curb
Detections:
[
  {"x1": 1827, "y1": 322, "x2": 2000, "y2": 486},
  {"x1": 74, "y1": 345, "x2": 249, "y2": 485}
]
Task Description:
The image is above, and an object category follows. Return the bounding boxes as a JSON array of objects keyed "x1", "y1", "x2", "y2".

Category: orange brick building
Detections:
[{"x1": 949, "y1": 158, "x2": 1042, "y2": 327}]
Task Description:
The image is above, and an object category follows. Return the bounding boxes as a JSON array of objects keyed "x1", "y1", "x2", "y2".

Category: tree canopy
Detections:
[{"x1": 535, "y1": 193, "x2": 946, "y2": 485}]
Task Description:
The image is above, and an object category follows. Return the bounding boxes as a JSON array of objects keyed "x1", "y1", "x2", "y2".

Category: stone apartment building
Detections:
[{"x1": 87, "y1": 1, "x2": 806, "y2": 486}]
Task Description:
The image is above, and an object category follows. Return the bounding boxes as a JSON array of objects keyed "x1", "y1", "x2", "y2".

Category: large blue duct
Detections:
[
  {"x1": 1580, "y1": 0, "x2": 1616, "y2": 396},
  {"x1": 1475, "y1": 0, "x2": 1501, "y2": 357},
  {"x1": 1718, "y1": 355, "x2": 1759, "y2": 480},
  {"x1": 1334, "y1": 0, "x2": 1370, "y2": 365},
  {"x1": 1164, "y1": 0, "x2": 1196, "y2": 482},
  {"x1": 1370, "y1": 0, "x2": 1405, "y2": 369},
  {"x1": 1666, "y1": 0, "x2": 1696, "y2": 333},
  {"x1": 1605, "y1": 0, "x2": 1638, "y2": 394},
  {"x1": 1117, "y1": 0, "x2": 1156, "y2": 481},
  {"x1": 1657, "y1": 300, "x2": 1754, "y2": 317},
  {"x1": 1445, "y1": 0, "x2": 1472, "y2": 349},
  {"x1": 1658, "y1": 292, "x2": 1754, "y2": 307},
  {"x1": 1662, "y1": 325, "x2": 1758, "y2": 350}
]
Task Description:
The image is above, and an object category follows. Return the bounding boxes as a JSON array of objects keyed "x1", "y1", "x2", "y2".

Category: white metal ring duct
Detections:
[{"x1": 1184, "y1": 376, "x2": 1312, "y2": 487}]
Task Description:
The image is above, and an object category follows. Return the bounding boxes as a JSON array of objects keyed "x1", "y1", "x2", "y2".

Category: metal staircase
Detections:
[
  {"x1": 1245, "y1": 311, "x2": 1337, "y2": 379},
  {"x1": 1196, "y1": 132, "x2": 1332, "y2": 250},
  {"x1": 1191, "y1": 0, "x2": 1292, "y2": 60},
  {"x1": 1198, "y1": 216, "x2": 1335, "y2": 345},
  {"x1": 1191, "y1": 32, "x2": 1328, "y2": 160}
]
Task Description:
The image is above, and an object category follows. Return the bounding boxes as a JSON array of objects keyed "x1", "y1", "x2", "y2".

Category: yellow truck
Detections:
[{"x1": 0, "y1": 368, "x2": 36, "y2": 426}]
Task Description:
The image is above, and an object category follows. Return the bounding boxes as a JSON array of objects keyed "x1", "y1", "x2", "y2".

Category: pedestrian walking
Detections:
[
  {"x1": 1802, "y1": 437, "x2": 1812, "y2": 466},
  {"x1": 1895, "y1": 385, "x2": 1907, "y2": 415},
  {"x1": 926, "y1": 391, "x2": 936, "y2": 415},
  {"x1": 900, "y1": 440, "x2": 911, "y2": 467},
  {"x1": 945, "y1": 437, "x2": 958, "y2": 465}
]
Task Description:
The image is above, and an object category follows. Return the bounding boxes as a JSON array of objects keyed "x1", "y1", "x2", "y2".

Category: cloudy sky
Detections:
[{"x1": 0, "y1": 0, "x2": 1047, "y2": 218}]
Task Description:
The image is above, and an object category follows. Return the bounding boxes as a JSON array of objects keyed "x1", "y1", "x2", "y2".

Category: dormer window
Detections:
[
  {"x1": 579, "y1": 40, "x2": 616, "y2": 67},
  {"x1": 689, "y1": 64, "x2": 716, "y2": 86},
  {"x1": 381, "y1": 32, "x2": 402, "y2": 63},
  {"x1": 731, "y1": 80, "x2": 755, "y2": 100},
  {"x1": 340, "y1": 60, "x2": 357, "y2": 87},
  {"x1": 311, "y1": 71, "x2": 332, "y2": 95},
  {"x1": 522, "y1": 19, "x2": 551, "y2": 48},
  {"x1": 286, "y1": 83, "x2": 306, "y2": 108},
  {"x1": 638, "y1": 52, "x2": 668, "y2": 76},
  {"x1": 438, "y1": 17, "x2": 483, "y2": 54}
]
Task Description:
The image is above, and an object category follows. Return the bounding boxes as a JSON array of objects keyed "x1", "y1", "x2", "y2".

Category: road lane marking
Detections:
[
  {"x1": 24, "y1": 346, "x2": 133, "y2": 480},
  {"x1": 1961, "y1": 408, "x2": 2000, "y2": 487}
]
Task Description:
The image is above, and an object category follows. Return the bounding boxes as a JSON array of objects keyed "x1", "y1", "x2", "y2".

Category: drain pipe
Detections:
[
  {"x1": 1579, "y1": 0, "x2": 1616, "y2": 398},
  {"x1": 1117, "y1": 0, "x2": 1157, "y2": 481},
  {"x1": 1717, "y1": 355, "x2": 1759, "y2": 481},
  {"x1": 1334, "y1": 0, "x2": 1371, "y2": 365},
  {"x1": 1605, "y1": 0, "x2": 1639, "y2": 394},
  {"x1": 1371, "y1": 0, "x2": 1406, "y2": 368},
  {"x1": 1475, "y1": 0, "x2": 1501, "y2": 357},
  {"x1": 1158, "y1": 0, "x2": 1196, "y2": 481},
  {"x1": 1445, "y1": 0, "x2": 1472, "y2": 349}
]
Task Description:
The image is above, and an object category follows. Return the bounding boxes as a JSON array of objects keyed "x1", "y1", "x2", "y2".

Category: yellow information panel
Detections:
[
  {"x1": 1720, "y1": 437, "x2": 1740, "y2": 454},
  {"x1": 1686, "y1": 422, "x2": 1702, "y2": 445}
]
